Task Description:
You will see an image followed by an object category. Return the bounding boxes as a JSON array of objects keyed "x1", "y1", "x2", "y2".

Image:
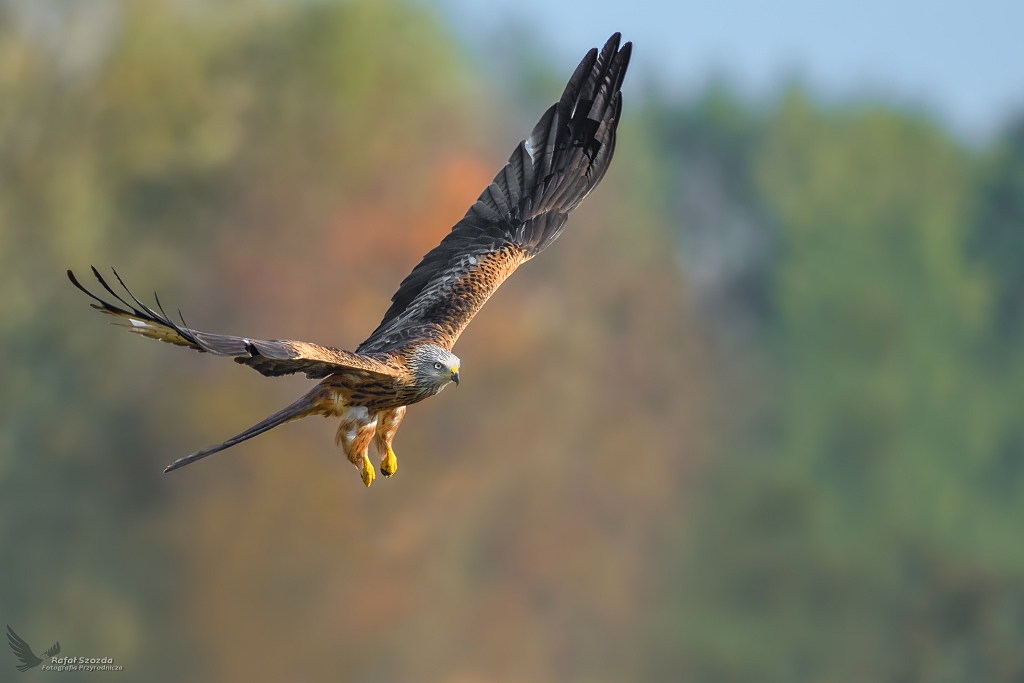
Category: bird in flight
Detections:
[{"x1": 70, "y1": 34, "x2": 631, "y2": 487}]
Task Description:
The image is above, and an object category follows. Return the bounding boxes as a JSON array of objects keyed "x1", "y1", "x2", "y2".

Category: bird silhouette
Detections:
[{"x1": 6, "y1": 626, "x2": 60, "y2": 672}]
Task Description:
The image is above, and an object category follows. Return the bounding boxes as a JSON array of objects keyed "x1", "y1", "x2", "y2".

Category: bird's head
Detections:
[{"x1": 411, "y1": 343, "x2": 461, "y2": 391}]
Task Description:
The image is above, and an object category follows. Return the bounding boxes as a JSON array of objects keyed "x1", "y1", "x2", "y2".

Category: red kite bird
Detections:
[{"x1": 70, "y1": 34, "x2": 631, "y2": 486}]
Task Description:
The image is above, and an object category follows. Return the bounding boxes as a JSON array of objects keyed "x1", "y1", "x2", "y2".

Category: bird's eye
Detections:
[{"x1": 433, "y1": 362, "x2": 443, "y2": 370}]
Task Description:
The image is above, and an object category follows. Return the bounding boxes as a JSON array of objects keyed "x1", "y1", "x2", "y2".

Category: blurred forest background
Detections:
[{"x1": 2, "y1": 1, "x2": 1023, "y2": 682}]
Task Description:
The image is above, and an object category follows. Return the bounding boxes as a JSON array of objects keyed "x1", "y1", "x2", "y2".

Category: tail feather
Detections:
[{"x1": 163, "y1": 386, "x2": 325, "y2": 473}]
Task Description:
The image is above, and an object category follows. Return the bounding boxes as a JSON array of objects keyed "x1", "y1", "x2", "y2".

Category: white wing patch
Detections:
[{"x1": 128, "y1": 319, "x2": 149, "y2": 328}]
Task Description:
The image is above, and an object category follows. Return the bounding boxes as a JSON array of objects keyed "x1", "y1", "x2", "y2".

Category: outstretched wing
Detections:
[
  {"x1": 357, "y1": 33, "x2": 631, "y2": 354},
  {"x1": 69, "y1": 268, "x2": 397, "y2": 380},
  {"x1": 43, "y1": 642, "x2": 60, "y2": 658},
  {"x1": 6, "y1": 626, "x2": 42, "y2": 672}
]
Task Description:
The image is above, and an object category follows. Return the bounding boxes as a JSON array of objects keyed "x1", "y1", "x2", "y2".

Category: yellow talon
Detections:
[
  {"x1": 360, "y1": 456, "x2": 375, "y2": 487},
  {"x1": 381, "y1": 446, "x2": 398, "y2": 478}
]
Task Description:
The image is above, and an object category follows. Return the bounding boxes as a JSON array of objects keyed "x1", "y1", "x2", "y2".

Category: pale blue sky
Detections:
[{"x1": 438, "y1": 0, "x2": 1024, "y2": 140}]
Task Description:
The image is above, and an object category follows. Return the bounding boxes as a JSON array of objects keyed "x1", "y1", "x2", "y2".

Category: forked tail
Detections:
[{"x1": 163, "y1": 385, "x2": 326, "y2": 473}]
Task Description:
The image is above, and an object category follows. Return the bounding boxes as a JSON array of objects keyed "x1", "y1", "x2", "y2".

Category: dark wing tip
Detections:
[
  {"x1": 603, "y1": 32, "x2": 621, "y2": 53},
  {"x1": 164, "y1": 454, "x2": 197, "y2": 473},
  {"x1": 67, "y1": 267, "x2": 97, "y2": 297},
  {"x1": 70, "y1": 265, "x2": 205, "y2": 347},
  {"x1": 619, "y1": 41, "x2": 633, "y2": 69},
  {"x1": 615, "y1": 42, "x2": 632, "y2": 90}
]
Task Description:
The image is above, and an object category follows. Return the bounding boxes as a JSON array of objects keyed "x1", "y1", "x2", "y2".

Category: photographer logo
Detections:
[{"x1": 7, "y1": 626, "x2": 122, "y2": 673}]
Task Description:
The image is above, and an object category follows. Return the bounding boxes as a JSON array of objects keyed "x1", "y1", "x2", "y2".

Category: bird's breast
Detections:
[{"x1": 320, "y1": 370, "x2": 413, "y2": 413}]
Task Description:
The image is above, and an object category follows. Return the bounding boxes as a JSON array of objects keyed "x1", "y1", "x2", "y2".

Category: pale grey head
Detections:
[{"x1": 410, "y1": 343, "x2": 461, "y2": 392}]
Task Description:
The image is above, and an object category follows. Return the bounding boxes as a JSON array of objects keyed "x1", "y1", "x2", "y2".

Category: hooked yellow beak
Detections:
[{"x1": 451, "y1": 368, "x2": 460, "y2": 386}]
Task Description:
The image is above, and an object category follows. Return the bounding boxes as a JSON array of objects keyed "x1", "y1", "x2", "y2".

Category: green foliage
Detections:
[
  {"x1": 972, "y1": 118, "x2": 1024, "y2": 341},
  {"x1": 661, "y1": 90, "x2": 1024, "y2": 682}
]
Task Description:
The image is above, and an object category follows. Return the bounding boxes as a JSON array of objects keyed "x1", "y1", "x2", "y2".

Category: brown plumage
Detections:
[{"x1": 69, "y1": 33, "x2": 631, "y2": 486}]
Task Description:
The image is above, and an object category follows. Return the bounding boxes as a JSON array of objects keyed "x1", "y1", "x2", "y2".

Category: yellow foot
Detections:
[
  {"x1": 360, "y1": 456, "x2": 375, "y2": 487},
  {"x1": 380, "y1": 446, "x2": 398, "y2": 478}
]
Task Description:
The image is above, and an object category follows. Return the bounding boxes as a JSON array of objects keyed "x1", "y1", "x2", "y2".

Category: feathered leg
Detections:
[
  {"x1": 374, "y1": 406, "x2": 406, "y2": 477},
  {"x1": 335, "y1": 407, "x2": 379, "y2": 487}
]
